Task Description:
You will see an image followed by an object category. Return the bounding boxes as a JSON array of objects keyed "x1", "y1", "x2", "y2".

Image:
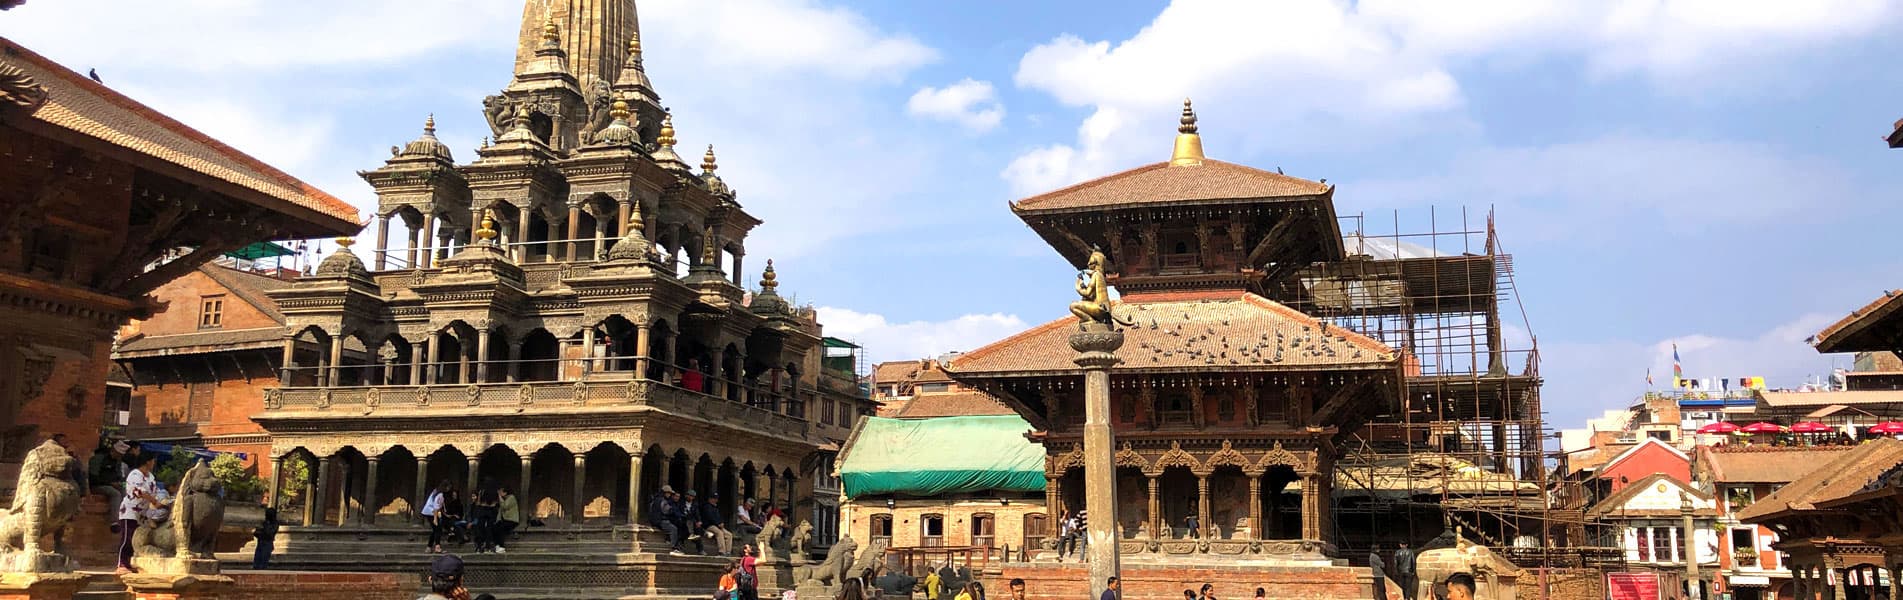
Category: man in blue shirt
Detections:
[{"x1": 1101, "y1": 577, "x2": 1120, "y2": 600}]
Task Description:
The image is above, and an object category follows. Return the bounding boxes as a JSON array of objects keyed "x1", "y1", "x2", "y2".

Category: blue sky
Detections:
[{"x1": 8, "y1": 0, "x2": 1903, "y2": 430}]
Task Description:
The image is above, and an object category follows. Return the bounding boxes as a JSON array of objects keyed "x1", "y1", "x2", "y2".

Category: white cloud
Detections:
[
  {"x1": 1004, "y1": 0, "x2": 1900, "y2": 194},
  {"x1": 1540, "y1": 313, "x2": 1851, "y2": 430},
  {"x1": 816, "y1": 307, "x2": 1028, "y2": 365},
  {"x1": 1345, "y1": 136, "x2": 1864, "y2": 241},
  {"x1": 907, "y1": 79, "x2": 1006, "y2": 132},
  {"x1": 640, "y1": 0, "x2": 936, "y2": 81}
]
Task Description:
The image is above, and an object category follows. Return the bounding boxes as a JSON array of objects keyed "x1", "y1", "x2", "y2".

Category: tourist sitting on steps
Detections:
[
  {"x1": 698, "y1": 492, "x2": 733, "y2": 555},
  {"x1": 492, "y1": 486, "x2": 520, "y2": 553},
  {"x1": 470, "y1": 478, "x2": 501, "y2": 554},
  {"x1": 647, "y1": 485, "x2": 686, "y2": 555},
  {"x1": 734, "y1": 498, "x2": 763, "y2": 536},
  {"x1": 418, "y1": 554, "x2": 472, "y2": 600}
]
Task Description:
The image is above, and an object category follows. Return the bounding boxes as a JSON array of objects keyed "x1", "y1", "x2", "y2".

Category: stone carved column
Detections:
[
  {"x1": 546, "y1": 219, "x2": 563, "y2": 262},
  {"x1": 465, "y1": 456, "x2": 480, "y2": 516},
  {"x1": 476, "y1": 328, "x2": 493, "y2": 383},
  {"x1": 634, "y1": 324, "x2": 651, "y2": 379},
  {"x1": 582, "y1": 327, "x2": 597, "y2": 376},
  {"x1": 573, "y1": 454, "x2": 589, "y2": 525},
  {"x1": 628, "y1": 454, "x2": 643, "y2": 526},
  {"x1": 313, "y1": 456, "x2": 332, "y2": 527},
  {"x1": 1147, "y1": 474, "x2": 1161, "y2": 538},
  {"x1": 1070, "y1": 322, "x2": 1125, "y2": 599},
  {"x1": 375, "y1": 214, "x2": 391, "y2": 270},
  {"x1": 415, "y1": 457, "x2": 431, "y2": 525},
  {"x1": 1247, "y1": 472, "x2": 1264, "y2": 540},
  {"x1": 1045, "y1": 476, "x2": 1059, "y2": 522},
  {"x1": 514, "y1": 211, "x2": 532, "y2": 263},
  {"x1": 420, "y1": 213, "x2": 437, "y2": 268},
  {"x1": 425, "y1": 336, "x2": 441, "y2": 385},
  {"x1": 364, "y1": 457, "x2": 381, "y2": 525},
  {"x1": 566, "y1": 204, "x2": 584, "y2": 261},
  {"x1": 458, "y1": 334, "x2": 472, "y2": 384},
  {"x1": 407, "y1": 221, "x2": 422, "y2": 269},
  {"x1": 410, "y1": 343, "x2": 426, "y2": 386},
  {"x1": 338, "y1": 460, "x2": 354, "y2": 526},
  {"x1": 280, "y1": 338, "x2": 298, "y2": 386},
  {"x1": 1300, "y1": 470, "x2": 1321, "y2": 542},
  {"x1": 710, "y1": 348, "x2": 727, "y2": 398},
  {"x1": 1196, "y1": 472, "x2": 1211, "y2": 539},
  {"x1": 507, "y1": 340, "x2": 522, "y2": 383},
  {"x1": 269, "y1": 457, "x2": 285, "y2": 511},
  {"x1": 519, "y1": 456, "x2": 533, "y2": 521},
  {"x1": 327, "y1": 334, "x2": 345, "y2": 387}
]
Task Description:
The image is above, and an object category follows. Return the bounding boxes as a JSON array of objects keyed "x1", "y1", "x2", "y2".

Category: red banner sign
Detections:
[{"x1": 1607, "y1": 572, "x2": 1661, "y2": 600}]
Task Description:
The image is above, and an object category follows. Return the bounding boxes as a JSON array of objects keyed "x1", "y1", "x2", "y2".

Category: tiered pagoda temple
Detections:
[
  {"x1": 950, "y1": 102, "x2": 1404, "y2": 561},
  {"x1": 245, "y1": 2, "x2": 871, "y2": 596}
]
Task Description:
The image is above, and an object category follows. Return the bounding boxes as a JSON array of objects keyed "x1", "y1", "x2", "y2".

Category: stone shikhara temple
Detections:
[{"x1": 250, "y1": 1, "x2": 870, "y2": 595}]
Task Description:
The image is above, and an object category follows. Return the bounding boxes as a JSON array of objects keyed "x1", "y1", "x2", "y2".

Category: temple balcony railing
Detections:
[{"x1": 268, "y1": 357, "x2": 813, "y2": 439}]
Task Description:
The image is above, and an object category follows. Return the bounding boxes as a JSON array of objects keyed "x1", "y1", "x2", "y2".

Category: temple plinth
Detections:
[{"x1": 1071, "y1": 321, "x2": 1124, "y2": 598}]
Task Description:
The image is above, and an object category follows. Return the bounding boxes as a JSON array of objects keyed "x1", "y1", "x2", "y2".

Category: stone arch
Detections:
[
  {"x1": 1255, "y1": 441, "x2": 1306, "y2": 472},
  {"x1": 374, "y1": 445, "x2": 419, "y2": 523},
  {"x1": 275, "y1": 447, "x2": 320, "y2": 524},
  {"x1": 739, "y1": 461, "x2": 759, "y2": 504},
  {"x1": 1206, "y1": 440, "x2": 1250, "y2": 470},
  {"x1": 668, "y1": 449, "x2": 692, "y2": 493},
  {"x1": 518, "y1": 328, "x2": 561, "y2": 382},
  {"x1": 329, "y1": 446, "x2": 370, "y2": 526},
  {"x1": 529, "y1": 443, "x2": 577, "y2": 521},
  {"x1": 285, "y1": 326, "x2": 333, "y2": 387},
  {"x1": 1113, "y1": 443, "x2": 1148, "y2": 472},
  {"x1": 1149, "y1": 441, "x2": 1201, "y2": 475},
  {"x1": 639, "y1": 445, "x2": 669, "y2": 517},
  {"x1": 717, "y1": 458, "x2": 740, "y2": 524},
  {"x1": 424, "y1": 445, "x2": 470, "y2": 498},
  {"x1": 583, "y1": 441, "x2": 633, "y2": 522},
  {"x1": 477, "y1": 444, "x2": 523, "y2": 499},
  {"x1": 692, "y1": 454, "x2": 716, "y2": 501},
  {"x1": 428, "y1": 320, "x2": 481, "y2": 385}
]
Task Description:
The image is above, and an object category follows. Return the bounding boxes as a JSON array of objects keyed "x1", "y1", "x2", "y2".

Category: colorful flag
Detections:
[
  {"x1": 1672, "y1": 343, "x2": 1683, "y2": 379},
  {"x1": 1646, "y1": 368, "x2": 1653, "y2": 386}
]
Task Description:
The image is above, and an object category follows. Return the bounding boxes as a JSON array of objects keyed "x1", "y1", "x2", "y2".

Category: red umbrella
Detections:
[
  {"x1": 1740, "y1": 422, "x2": 1786, "y2": 434},
  {"x1": 1869, "y1": 422, "x2": 1903, "y2": 434},
  {"x1": 1697, "y1": 422, "x2": 1741, "y2": 434},
  {"x1": 1790, "y1": 421, "x2": 1833, "y2": 433}
]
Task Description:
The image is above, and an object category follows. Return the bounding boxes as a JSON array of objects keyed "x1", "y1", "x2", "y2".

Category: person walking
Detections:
[
  {"x1": 116, "y1": 450, "x2": 159, "y2": 574},
  {"x1": 1369, "y1": 545, "x2": 1389, "y2": 600},
  {"x1": 1102, "y1": 577, "x2": 1121, "y2": 600},
  {"x1": 924, "y1": 564, "x2": 942, "y2": 600},
  {"x1": 422, "y1": 481, "x2": 450, "y2": 553},
  {"x1": 718, "y1": 559, "x2": 742, "y2": 600},
  {"x1": 493, "y1": 486, "x2": 521, "y2": 553},
  {"x1": 1008, "y1": 578, "x2": 1027, "y2": 600},
  {"x1": 1055, "y1": 510, "x2": 1074, "y2": 560},
  {"x1": 1394, "y1": 542, "x2": 1417, "y2": 600},
  {"x1": 1200, "y1": 583, "x2": 1217, "y2": 600},
  {"x1": 418, "y1": 554, "x2": 470, "y2": 600},
  {"x1": 252, "y1": 506, "x2": 280, "y2": 570}
]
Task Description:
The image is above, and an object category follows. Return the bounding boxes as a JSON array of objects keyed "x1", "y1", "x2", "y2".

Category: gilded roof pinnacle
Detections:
[
  {"x1": 335, "y1": 236, "x2": 355, "y2": 249},
  {"x1": 474, "y1": 209, "x2": 498, "y2": 242},
  {"x1": 611, "y1": 99, "x2": 631, "y2": 121},
  {"x1": 702, "y1": 144, "x2": 718, "y2": 172},
  {"x1": 761, "y1": 259, "x2": 778, "y2": 290},
  {"x1": 629, "y1": 33, "x2": 643, "y2": 58},
  {"x1": 1170, "y1": 97, "x2": 1206, "y2": 167},
  {"x1": 627, "y1": 198, "x2": 646, "y2": 233},
  {"x1": 542, "y1": 18, "x2": 561, "y2": 46},
  {"x1": 425, "y1": 113, "x2": 437, "y2": 134},
  {"x1": 657, "y1": 112, "x2": 677, "y2": 148}
]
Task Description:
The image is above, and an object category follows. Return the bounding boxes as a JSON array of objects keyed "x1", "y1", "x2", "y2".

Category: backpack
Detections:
[{"x1": 736, "y1": 569, "x2": 756, "y2": 591}]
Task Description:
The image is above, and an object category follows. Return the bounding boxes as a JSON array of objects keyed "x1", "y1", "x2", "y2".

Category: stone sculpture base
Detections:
[
  {"x1": 755, "y1": 558, "x2": 795, "y2": 596},
  {"x1": 133, "y1": 556, "x2": 222, "y2": 575},
  {"x1": 0, "y1": 572, "x2": 89, "y2": 600},
  {"x1": 120, "y1": 572, "x2": 235, "y2": 600},
  {"x1": 0, "y1": 552, "x2": 68, "y2": 574},
  {"x1": 796, "y1": 580, "x2": 838, "y2": 600}
]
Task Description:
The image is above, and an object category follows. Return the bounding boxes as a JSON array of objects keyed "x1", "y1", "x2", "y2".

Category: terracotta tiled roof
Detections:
[
  {"x1": 871, "y1": 361, "x2": 919, "y2": 385},
  {"x1": 1812, "y1": 290, "x2": 1903, "y2": 353},
  {"x1": 1011, "y1": 159, "x2": 1329, "y2": 213},
  {"x1": 875, "y1": 398, "x2": 911, "y2": 418},
  {"x1": 1736, "y1": 437, "x2": 1903, "y2": 522},
  {"x1": 114, "y1": 327, "x2": 284, "y2": 358},
  {"x1": 948, "y1": 291, "x2": 1395, "y2": 376},
  {"x1": 1699, "y1": 446, "x2": 1854, "y2": 484},
  {"x1": 3, "y1": 38, "x2": 359, "y2": 226},
  {"x1": 1588, "y1": 472, "x2": 1718, "y2": 518},
  {"x1": 893, "y1": 390, "x2": 1016, "y2": 419}
]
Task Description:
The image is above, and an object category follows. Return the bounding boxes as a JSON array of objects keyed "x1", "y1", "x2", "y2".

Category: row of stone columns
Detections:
[
  {"x1": 1047, "y1": 468, "x2": 1324, "y2": 541},
  {"x1": 370, "y1": 203, "x2": 751, "y2": 276},
  {"x1": 1790, "y1": 560, "x2": 1890, "y2": 600}
]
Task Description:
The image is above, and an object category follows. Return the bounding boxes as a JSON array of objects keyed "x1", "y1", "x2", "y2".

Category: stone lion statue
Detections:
[
  {"x1": 847, "y1": 537, "x2": 888, "y2": 582},
  {"x1": 132, "y1": 516, "x2": 175, "y2": 557},
  {"x1": 789, "y1": 519, "x2": 813, "y2": 558},
  {"x1": 173, "y1": 460, "x2": 225, "y2": 558},
  {"x1": 756, "y1": 515, "x2": 787, "y2": 560},
  {"x1": 0, "y1": 440, "x2": 80, "y2": 554},
  {"x1": 795, "y1": 534, "x2": 855, "y2": 585}
]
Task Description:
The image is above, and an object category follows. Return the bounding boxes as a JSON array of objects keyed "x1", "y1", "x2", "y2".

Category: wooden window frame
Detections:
[
  {"x1": 971, "y1": 512, "x2": 996, "y2": 548},
  {"x1": 198, "y1": 295, "x2": 226, "y2": 329},
  {"x1": 920, "y1": 513, "x2": 945, "y2": 547}
]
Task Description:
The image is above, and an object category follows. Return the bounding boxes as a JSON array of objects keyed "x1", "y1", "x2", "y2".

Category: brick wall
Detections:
[
  {"x1": 846, "y1": 497, "x2": 1046, "y2": 550},
  {"x1": 995, "y1": 563, "x2": 1395, "y2": 600},
  {"x1": 1521, "y1": 568, "x2": 1608, "y2": 600},
  {"x1": 121, "y1": 270, "x2": 280, "y2": 338},
  {"x1": 220, "y1": 571, "x2": 409, "y2": 600}
]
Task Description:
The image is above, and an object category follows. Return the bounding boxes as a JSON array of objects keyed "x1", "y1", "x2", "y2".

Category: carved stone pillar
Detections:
[
  {"x1": 566, "y1": 204, "x2": 584, "y2": 262},
  {"x1": 420, "y1": 213, "x2": 437, "y2": 269},
  {"x1": 595, "y1": 214, "x2": 612, "y2": 259},
  {"x1": 313, "y1": 456, "x2": 332, "y2": 527},
  {"x1": 280, "y1": 338, "x2": 298, "y2": 386},
  {"x1": 731, "y1": 250, "x2": 744, "y2": 286},
  {"x1": 364, "y1": 457, "x2": 381, "y2": 525},
  {"x1": 414, "y1": 457, "x2": 430, "y2": 525},
  {"x1": 506, "y1": 339, "x2": 522, "y2": 383},
  {"x1": 1247, "y1": 471, "x2": 1264, "y2": 540},
  {"x1": 476, "y1": 327, "x2": 493, "y2": 383},
  {"x1": 514, "y1": 210, "x2": 532, "y2": 263},
  {"x1": 1196, "y1": 471, "x2": 1211, "y2": 539},
  {"x1": 425, "y1": 335, "x2": 441, "y2": 385},
  {"x1": 464, "y1": 455, "x2": 480, "y2": 515},
  {"x1": 411, "y1": 343, "x2": 427, "y2": 386},
  {"x1": 1045, "y1": 476, "x2": 1060, "y2": 522},
  {"x1": 628, "y1": 454, "x2": 643, "y2": 526},
  {"x1": 375, "y1": 214, "x2": 391, "y2": 270},
  {"x1": 710, "y1": 348, "x2": 727, "y2": 398},
  {"x1": 582, "y1": 327, "x2": 597, "y2": 376},
  {"x1": 634, "y1": 324, "x2": 651, "y2": 379},
  {"x1": 519, "y1": 457, "x2": 533, "y2": 520},
  {"x1": 326, "y1": 334, "x2": 345, "y2": 387},
  {"x1": 573, "y1": 454, "x2": 589, "y2": 525},
  {"x1": 546, "y1": 219, "x2": 563, "y2": 262},
  {"x1": 407, "y1": 220, "x2": 421, "y2": 269},
  {"x1": 1146, "y1": 474, "x2": 1161, "y2": 538},
  {"x1": 268, "y1": 457, "x2": 285, "y2": 511},
  {"x1": 1300, "y1": 470, "x2": 1321, "y2": 541},
  {"x1": 457, "y1": 333, "x2": 472, "y2": 384}
]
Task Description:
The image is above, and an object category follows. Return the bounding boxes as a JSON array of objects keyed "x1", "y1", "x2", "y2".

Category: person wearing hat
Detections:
[
  {"x1": 419, "y1": 554, "x2": 470, "y2": 600},
  {"x1": 698, "y1": 492, "x2": 733, "y2": 555},
  {"x1": 89, "y1": 438, "x2": 129, "y2": 525},
  {"x1": 647, "y1": 485, "x2": 686, "y2": 555}
]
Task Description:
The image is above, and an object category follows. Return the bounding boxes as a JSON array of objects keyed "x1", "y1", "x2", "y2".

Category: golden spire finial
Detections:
[
  {"x1": 611, "y1": 100, "x2": 631, "y2": 122},
  {"x1": 761, "y1": 259, "x2": 778, "y2": 290},
  {"x1": 424, "y1": 113, "x2": 436, "y2": 135},
  {"x1": 658, "y1": 113, "x2": 677, "y2": 148},
  {"x1": 702, "y1": 144, "x2": 718, "y2": 172},
  {"x1": 627, "y1": 199, "x2": 646, "y2": 233},
  {"x1": 474, "y1": 209, "x2": 498, "y2": 242},
  {"x1": 542, "y1": 18, "x2": 560, "y2": 45},
  {"x1": 335, "y1": 237, "x2": 355, "y2": 249},
  {"x1": 1170, "y1": 97, "x2": 1205, "y2": 167},
  {"x1": 629, "y1": 32, "x2": 643, "y2": 57}
]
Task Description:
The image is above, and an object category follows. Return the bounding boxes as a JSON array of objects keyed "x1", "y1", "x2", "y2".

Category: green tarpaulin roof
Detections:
[
  {"x1": 840, "y1": 415, "x2": 1046, "y2": 498},
  {"x1": 224, "y1": 241, "x2": 294, "y2": 260}
]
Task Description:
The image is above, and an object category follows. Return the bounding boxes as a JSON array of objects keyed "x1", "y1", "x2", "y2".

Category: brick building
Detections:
[{"x1": 113, "y1": 262, "x2": 301, "y2": 477}]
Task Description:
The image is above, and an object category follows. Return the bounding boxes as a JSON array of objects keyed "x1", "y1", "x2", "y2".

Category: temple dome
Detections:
[
  {"x1": 315, "y1": 239, "x2": 370, "y2": 277},
  {"x1": 400, "y1": 115, "x2": 454, "y2": 161}
]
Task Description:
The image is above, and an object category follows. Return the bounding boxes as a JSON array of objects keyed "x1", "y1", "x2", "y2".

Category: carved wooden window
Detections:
[
  {"x1": 187, "y1": 382, "x2": 215, "y2": 423},
  {"x1": 921, "y1": 513, "x2": 945, "y2": 547},
  {"x1": 25, "y1": 230, "x2": 72, "y2": 279},
  {"x1": 870, "y1": 513, "x2": 893, "y2": 546},
  {"x1": 837, "y1": 400, "x2": 851, "y2": 427},
  {"x1": 971, "y1": 513, "x2": 996, "y2": 547},
  {"x1": 1217, "y1": 393, "x2": 1235, "y2": 421},
  {"x1": 820, "y1": 399, "x2": 835, "y2": 425},
  {"x1": 1023, "y1": 513, "x2": 1049, "y2": 551},
  {"x1": 198, "y1": 295, "x2": 225, "y2": 329}
]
